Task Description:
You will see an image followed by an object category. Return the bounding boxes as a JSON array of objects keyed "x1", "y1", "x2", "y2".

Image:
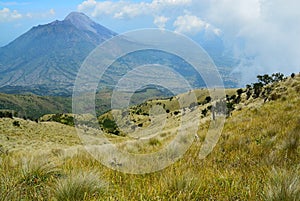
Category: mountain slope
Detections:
[
  {"x1": 0, "y1": 12, "x2": 116, "y2": 95},
  {"x1": 0, "y1": 74, "x2": 299, "y2": 200},
  {"x1": 0, "y1": 12, "x2": 238, "y2": 96}
]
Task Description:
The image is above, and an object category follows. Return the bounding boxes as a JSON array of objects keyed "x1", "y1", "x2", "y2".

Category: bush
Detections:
[
  {"x1": 201, "y1": 108, "x2": 208, "y2": 116},
  {"x1": 0, "y1": 110, "x2": 15, "y2": 118},
  {"x1": 205, "y1": 96, "x2": 212, "y2": 103},
  {"x1": 149, "y1": 138, "x2": 160, "y2": 146},
  {"x1": 12, "y1": 121, "x2": 20, "y2": 127},
  {"x1": 253, "y1": 82, "x2": 264, "y2": 98},
  {"x1": 269, "y1": 93, "x2": 281, "y2": 101},
  {"x1": 47, "y1": 114, "x2": 74, "y2": 126},
  {"x1": 291, "y1": 73, "x2": 296, "y2": 78},
  {"x1": 272, "y1": 72, "x2": 285, "y2": 82},
  {"x1": 236, "y1": 89, "x2": 244, "y2": 96},
  {"x1": 174, "y1": 111, "x2": 180, "y2": 115}
]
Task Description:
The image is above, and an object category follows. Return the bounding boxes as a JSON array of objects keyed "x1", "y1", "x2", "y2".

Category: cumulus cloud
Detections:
[
  {"x1": 0, "y1": 7, "x2": 22, "y2": 22},
  {"x1": 200, "y1": 0, "x2": 300, "y2": 83},
  {"x1": 172, "y1": 14, "x2": 221, "y2": 36},
  {"x1": 173, "y1": 14, "x2": 220, "y2": 35},
  {"x1": 154, "y1": 15, "x2": 169, "y2": 29},
  {"x1": 78, "y1": 0, "x2": 192, "y2": 19},
  {"x1": 173, "y1": 14, "x2": 206, "y2": 34},
  {"x1": 0, "y1": 7, "x2": 56, "y2": 23},
  {"x1": 78, "y1": 0, "x2": 194, "y2": 29}
]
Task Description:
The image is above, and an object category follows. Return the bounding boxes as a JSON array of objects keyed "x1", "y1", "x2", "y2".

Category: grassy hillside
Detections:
[
  {"x1": 0, "y1": 87, "x2": 175, "y2": 120},
  {"x1": 0, "y1": 93, "x2": 72, "y2": 119},
  {"x1": 0, "y1": 74, "x2": 299, "y2": 200}
]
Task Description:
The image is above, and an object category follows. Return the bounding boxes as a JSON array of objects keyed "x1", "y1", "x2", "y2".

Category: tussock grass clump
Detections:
[
  {"x1": 0, "y1": 156, "x2": 61, "y2": 200},
  {"x1": 53, "y1": 171, "x2": 106, "y2": 201},
  {"x1": 280, "y1": 123, "x2": 300, "y2": 158},
  {"x1": 149, "y1": 138, "x2": 161, "y2": 146},
  {"x1": 163, "y1": 171, "x2": 201, "y2": 199},
  {"x1": 263, "y1": 167, "x2": 300, "y2": 201},
  {"x1": 18, "y1": 158, "x2": 61, "y2": 200}
]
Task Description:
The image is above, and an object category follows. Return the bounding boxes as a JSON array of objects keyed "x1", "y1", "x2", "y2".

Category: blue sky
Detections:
[{"x1": 1, "y1": 0, "x2": 300, "y2": 81}]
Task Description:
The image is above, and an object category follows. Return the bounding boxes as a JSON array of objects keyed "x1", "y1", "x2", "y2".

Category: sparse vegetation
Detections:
[
  {"x1": 0, "y1": 72, "x2": 299, "y2": 200},
  {"x1": 12, "y1": 120, "x2": 20, "y2": 127}
]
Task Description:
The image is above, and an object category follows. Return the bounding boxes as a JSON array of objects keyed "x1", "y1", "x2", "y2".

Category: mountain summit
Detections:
[
  {"x1": 65, "y1": 12, "x2": 115, "y2": 37},
  {"x1": 0, "y1": 12, "x2": 116, "y2": 96}
]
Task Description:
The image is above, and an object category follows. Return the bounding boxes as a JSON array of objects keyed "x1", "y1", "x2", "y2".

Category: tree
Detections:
[
  {"x1": 13, "y1": 121, "x2": 20, "y2": 127},
  {"x1": 201, "y1": 108, "x2": 208, "y2": 116},
  {"x1": 246, "y1": 84, "x2": 252, "y2": 89},
  {"x1": 253, "y1": 82, "x2": 264, "y2": 98},
  {"x1": 236, "y1": 88, "x2": 244, "y2": 96},
  {"x1": 257, "y1": 74, "x2": 273, "y2": 85},
  {"x1": 205, "y1": 96, "x2": 212, "y2": 103},
  {"x1": 291, "y1": 73, "x2": 296, "y2": 78},
  {"x1": 272, "y1": 72, "x2": 284, "y2": 82}
]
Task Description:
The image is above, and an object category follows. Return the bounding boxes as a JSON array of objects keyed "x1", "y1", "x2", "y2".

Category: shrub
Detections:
[
  {"x1": 12, "y1": 121, "x2": 20, "y2": 127},
  {"x1": 230, "y1": 94, "x2": 236, "y2": 100},
  {"x1": 173, "y1": 111, "x2": 180, "y2": 115},
  {"x1": 272, "y1": 72, "x2": 285, "y2": 82},
  {"x1": 0, "y1": 110, "x2": 14, "y2": 118},
  {"x1": 257, "y1": 74, "x2": 273, "y2": 85},
  {"x1": 100, "y1": 118, "x2": 119, "y2": 135},
  {"x1": 201, "y1": 108, "x2": 208, "y2": 116},
  {"x1": 291, "y1": 73, "x2": 296, "y2": 78},
  {"x1": 236, "y1": 88, "x2": 244, "y2": 96},
  {"x1": 149, "y1": 138, "x2": 160, "y2": 146},
  {"x1": 205, "y1": 96, "x2": 212, "y2": 103},
  {"x1": 253, "y1": 82, "x2": 264, "y2": 98}
]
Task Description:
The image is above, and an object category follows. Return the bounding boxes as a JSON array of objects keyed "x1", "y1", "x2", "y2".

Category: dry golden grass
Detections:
[{"x1": 0, "y1": 74, "x2": 299, "y2": 200}]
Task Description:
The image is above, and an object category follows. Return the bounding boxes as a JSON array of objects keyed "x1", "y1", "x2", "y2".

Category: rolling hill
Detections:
[{"x1": 0, "y1": 73, "x2": 299, "y2": 200}]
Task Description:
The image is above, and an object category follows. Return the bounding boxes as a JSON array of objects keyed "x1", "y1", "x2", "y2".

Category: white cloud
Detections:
[
  {"x1": 78, "y1": 0, "x2": 192, "y2": 19},
  {"x1": 49, "y1": 8, "x2": 55, "y2": 16},
  {"x1": 173, "y1": 14, "x2": 206, "y2": 34},
  {"x1": 0, "y1": 7, "x2": 22, "y2": 22},
  {"x1": 154, "y1": 15, "x2": 169, "y2": 29},
  {"x1": 77, "y1": 0, "x2": 197, "y2": 31},
  {"x1": 200, "y1": 0, "x2": 300, "y2": 83},
  {"x1": 25, "y1": 9, "x2": 56, "y2": 19},
  {"x1": 173, "y1": 14, "x2": 220, "y2": 36},
  {"x1": 0, "y1": 7, "x2": 55, "y2": 23}
]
